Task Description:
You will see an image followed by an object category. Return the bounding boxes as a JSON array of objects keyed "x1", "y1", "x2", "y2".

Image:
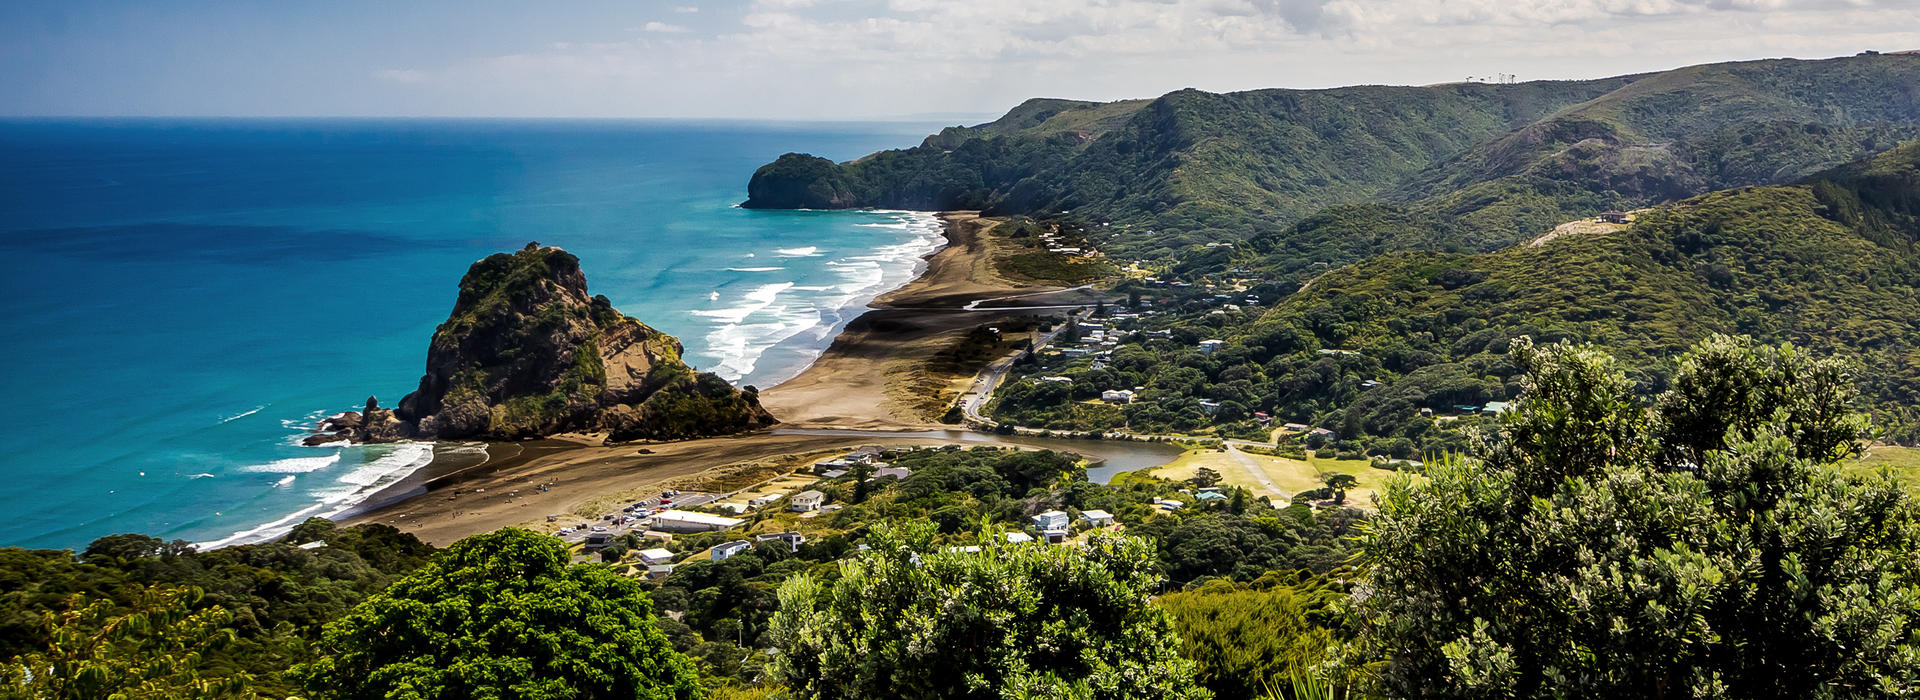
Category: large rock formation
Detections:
[{"x1": 309, "y1": 243, "x2": 775, "y2": 444}]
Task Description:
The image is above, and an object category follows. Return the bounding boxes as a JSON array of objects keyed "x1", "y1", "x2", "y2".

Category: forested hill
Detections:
[
  {"x1": 1238, "y1": 140, "x2": 1920, "y2": 442},
  {"x1": 746, "y1": 53, "x2": 1920, "y2": 262}
]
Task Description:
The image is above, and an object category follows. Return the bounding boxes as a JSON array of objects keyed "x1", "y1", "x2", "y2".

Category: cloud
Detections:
[{"x1": 364, "y1": 0, "x2": 1920, "y2": 118}]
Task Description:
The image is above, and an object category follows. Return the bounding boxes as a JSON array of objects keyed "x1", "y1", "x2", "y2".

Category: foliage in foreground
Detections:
[
  {"x1": 1352, "y1": 335, "x2": 1920, "y2": 697},
  {"x1": 770, "y1": 521, "x2": 1208, "y2": 700},
  {"x1": 1, "y1": 586, "x2": 256, "y2": 699},
  {"x1": 293, "y1": 528, "x2": 701, "y2": 700}
]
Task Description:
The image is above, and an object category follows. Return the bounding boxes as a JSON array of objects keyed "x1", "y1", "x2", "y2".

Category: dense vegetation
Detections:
[
  {"x1": 1351, "y1": 336, "x2": 1920, "y2": 697},
  {"x1": 0, "y1": 519, "x2": 433, "y2": 697},
  {"x1": 990, "y1": 137, "x2": 1920, "y2": 450},
  {"x1": 750, "y1": 54, "x2": 1920, "y2": 266}
]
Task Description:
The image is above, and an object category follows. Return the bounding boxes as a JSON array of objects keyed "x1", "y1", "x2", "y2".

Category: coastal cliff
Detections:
[{"x1": 310, "y1": 243, "x2": 775, "y2": 444}]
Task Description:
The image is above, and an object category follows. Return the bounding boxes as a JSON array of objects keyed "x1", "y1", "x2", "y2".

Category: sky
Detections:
[{"x1": 2, "y1": 0, "x2": 1918, "y2": 120}]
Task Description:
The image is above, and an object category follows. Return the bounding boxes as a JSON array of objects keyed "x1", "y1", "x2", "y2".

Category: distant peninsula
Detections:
[{"x1": 308, "y1": 243, "x2": 775, "y2": 444}]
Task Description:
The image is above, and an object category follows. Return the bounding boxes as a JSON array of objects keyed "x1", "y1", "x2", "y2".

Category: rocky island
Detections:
[{"x1": 307, "y1": 242, "x2": 775, "y2": 445}]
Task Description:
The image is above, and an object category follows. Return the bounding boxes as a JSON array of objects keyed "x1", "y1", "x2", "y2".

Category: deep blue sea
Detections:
[{"x1": 0, "y1": 118, "x2": 946, "y2": 550}]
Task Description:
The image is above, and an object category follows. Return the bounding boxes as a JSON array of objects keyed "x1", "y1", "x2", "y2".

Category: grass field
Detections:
[
  {"x1": 1846, "y1": 445, "x2": 1920, "y2": 493},
  {"x1": 1152, "y1": 447, "x2": 1414, "y2": 507}
]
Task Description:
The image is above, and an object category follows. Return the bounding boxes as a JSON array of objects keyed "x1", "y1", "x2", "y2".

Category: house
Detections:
[
  {"x1": 1253, "y1": 411, "x2": 1271, "y2": 424},
  {"x1": 1198, "y1": 339, "x2": 1226, "y2": 355},
  {"x1": 1042, "y1": 529, "x2": 1071, "y2": 544},
  {"x1": 1061, "y1": 348, "x2": 1090, "y2": 358},
  {"x1": 1309, "y1": 427, "x2": 1335, "y2": 438},
  {"x1": 789, "y1": 490, "x2": 827, "y2": 512},
  {"x1": 1361, "y1": 380, "x2": 1382, "y2": 389},
  {"x1": 1080, "y1": 509, "x2": 1115, "y2": 527},
  {"x1": 1154, "y1": 498, "x2": 1185, "y2": 511},
  {"x1": 1597, "y1": 210, "x2": 1629, "y2": 224},
  {"x1": 747, "y1": 493, "x2": 783, "y2": 508},
  {"x1": 583, "y1": 532, "x2": 616, "y2": 549},
  {"x1": 1195, "y1": 489, "x2": 1228, "y2": 502},
  {"x1": 1039, "y1": 376, "x2": 1074, "y2": 383},
  {"x1": 820, "y1": 469, "x2": 848, "y2": 479},
  {"x1": 1283, "y1": 422, "x2": 1311, "y2": 432},
  {"x1": 813, "y1": 458, "x2": 859, "y2": 474},
  {"x1": 1419, "y1": 407, "x2": 1434, "y2": 417},
  {"x1": 711, "y1": 540, "x2": 753, "y2": 562},
  {"x1": 1032, "y1": 510, "x2": 1070, "y2": 530},
  {"x1": 1198, "y1": 400, "x2": 1222, "y2": 415},
  {"x1": 873, "y1": 466, "x2": 914, "y2": 480},
  {"x1": 849, "y1": 445, "x2": 887, "y2": 462},
  {"x1": 1101, "y1": 389, "x2": 1135, "y2": 404},
  {"x1": 649, "y1": 511, "x2": 745, "y2": 533},
  {"x1": 755, "y1": 531, "x2": 807, "y2": 553},
  {"x1": 1483, "y1": 401, "x2": 1513, "y2": 414},
  {"x1": 646, "y1": 564, "x2": 676, "y2": 580},
  {"x1": 1004, "y1": 532, "x2": 1034, "y2": 544},
  {"x1": 637, "y1": 548, "x2": 675, "y2": 565}
]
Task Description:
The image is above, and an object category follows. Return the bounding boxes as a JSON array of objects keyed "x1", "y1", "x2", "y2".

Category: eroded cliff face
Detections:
[{"x1": 309, "y1": 243, "x2": 774, "y2": 444}]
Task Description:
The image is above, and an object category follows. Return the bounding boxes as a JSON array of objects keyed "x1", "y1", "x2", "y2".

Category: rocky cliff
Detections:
[{"x1": 308, "y1": 243, "x2": 775, "y2": 444}]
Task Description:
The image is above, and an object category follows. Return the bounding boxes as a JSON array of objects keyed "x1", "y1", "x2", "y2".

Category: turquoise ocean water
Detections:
[{"x1": 0, "y1": 119, "x2": 945, "y2": 549}]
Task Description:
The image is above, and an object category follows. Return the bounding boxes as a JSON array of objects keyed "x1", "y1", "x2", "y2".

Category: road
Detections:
[{"x1": 958, "y1": 308, "x2": 1085, "y2": 425}]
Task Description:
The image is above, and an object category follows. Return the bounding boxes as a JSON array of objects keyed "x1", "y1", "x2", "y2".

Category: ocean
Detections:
[{"x1": 0, "y1": 118, "x2": 948, "y2": 550}]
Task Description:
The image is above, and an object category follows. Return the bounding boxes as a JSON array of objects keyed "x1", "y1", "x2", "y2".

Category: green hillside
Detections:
[
  {"x1": 748, "y1": 54, "x2": 1920, "y2": 265},
  {"x1": 990, "y1": 141, "x2": 1920, "y2": 448}
]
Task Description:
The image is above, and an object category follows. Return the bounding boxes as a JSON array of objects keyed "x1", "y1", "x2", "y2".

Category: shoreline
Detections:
[{"x1": 338, "y1": 210, "x2": 1122, "y2": 545}]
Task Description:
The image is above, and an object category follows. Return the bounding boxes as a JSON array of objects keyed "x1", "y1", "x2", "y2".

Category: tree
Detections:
[
  {"x1": 770, "y1": 521, "x2": 1207, "y2": 700},
  {"x1": 1321, "y1": 474, "x2": 1357, "y2": 504},
  {"x1": 1159, "y1": 578, "x2": 1344, "y2": 700},
  {"x1": 1, "y1": 586, "x2": 257, "y2": 699},
  {"x1": 1350, "y1": 336, "x2": 1920, "y2": 698},
  {"x1": 1192, "y1": 466, "x2": 1223, "y2": 488},
  {"x1": 292, "y1": 528, "x2": 700, "y2": 700}
]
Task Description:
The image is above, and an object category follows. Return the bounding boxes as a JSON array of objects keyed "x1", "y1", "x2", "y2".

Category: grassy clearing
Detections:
[
  {"x1": 1152, "y1": 448, "x2": 1416, "y2": 507},
  {"x1": 1846, "y1": 445, "x2": 1920, "y2": 493}
]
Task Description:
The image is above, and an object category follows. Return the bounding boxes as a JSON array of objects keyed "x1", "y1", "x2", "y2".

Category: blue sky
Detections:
[{"x1": 3, "y1": 0, "x2": 1917, "y2": 119}]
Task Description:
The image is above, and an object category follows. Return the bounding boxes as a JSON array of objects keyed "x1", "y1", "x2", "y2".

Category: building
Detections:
[
  {"x1": 711, "y1": 540, "x2": 753, "y2": 562},
  {"x1": 790, "y1": 490, "x2": 827, "y2": 512},
  {"x1": 1004, "y1": 532, "x2": 1034, "y2": 544},
  {"x1": 1283, "y1": 422, "x2": 1311, "y2": 432},
  {"x1": 1080, "y1": 509, "x2": 1115, "y2": 527},
  {"x1": 1483, "y1": 401, "x2": 1513, "y2": 414},
  {"x1": 747, "y1": 493, "x2": 783, "y2": 508},
  {"x1": 1198, "y1": 339, "x2": 1226, "y2": 355},
  {"x1": 1042, "y1": 529, "x2": 1071, "y2": 544},
  {"x1": 1101, "y1": 389, "x2": 1135, "y2": 404},
  {"x1": 1198, "y1": 399, "x2": 1222, "y2": 415},
  {"x1": 649, "y1": 510, "x2": 746, "y2": 533},
  {"x1": 1032, "y1": 510, "x2": 1070, "y2": 530},
  {"x1": 1253, "y1": 411, "x2": 1271, "y2": 424},
  {"x1": 583, "y1": 532, "x2": 615, "y2": 549},
  {"x1": 1597, "y1": 210, "x2": 1629, "y2": 224},
  {"x1": 637, "y1": 548, "x2": 675, "y2": 565},
  {"x1": 812, "y1": 458, "x2": 859, "y2": 474},
  {"x1": 1039, "y1": 376, "x2": 1074, "y2": 383},
  {"x1": 755, "y1": 531, "x2": 807, "y2": 553},
  {"x1": 873, "y1": 466, "x2": 914, "y2": 480},
  {"x1": 1155, "y1": 498, "x2": 1185, "y2": 510},
  {"x1": 646, "y1": 564, "x2": 676, "y2": 580}
]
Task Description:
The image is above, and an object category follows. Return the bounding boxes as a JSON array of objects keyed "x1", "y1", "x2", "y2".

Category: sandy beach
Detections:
[{"x1": 343, "y1": 211, "x2": 1116, "y2": 545}]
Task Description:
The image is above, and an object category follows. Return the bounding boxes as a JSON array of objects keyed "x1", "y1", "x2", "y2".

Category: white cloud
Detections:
[{"x1": 367, "y1": 0, "x2": 1920, "y2": 118}]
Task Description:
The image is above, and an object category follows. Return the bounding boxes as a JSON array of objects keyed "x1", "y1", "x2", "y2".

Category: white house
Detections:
[
  {"x1": 1079, "y1": 509, "x2": 1115, "y2": 527},
  {"x1": 1032, "y1": 510, "x2": 1070, "y2": 530},
  {"x1": 790, "y1": 490, "x2": 827, "y2": 512},
  {"x1": 649, "y1": 511, "x2": 745, "y2": 533},
  {"x1": 1101, "y1": 389, "x2": 1135, "y2": 404},
  {"x1": 711, "y1": 540, "x2": 753, "y2": 562},
  {"x1": 1198, "y1": 339, "x2": 1226, "y2": 355},
  {"x1": 637, "y1": 548, "x2": 675, "y2": 565},
  {"x1": 755, "y1": 531, "x2": 807, "y2": 552},
  {"x1": 1004, "y1": 532, "x2": 1034, "y2": 544}
]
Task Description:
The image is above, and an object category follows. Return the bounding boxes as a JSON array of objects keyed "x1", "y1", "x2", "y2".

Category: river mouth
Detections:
[{"x1": 769, "y1": 427, "x2": 1185, "y2": 483}]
